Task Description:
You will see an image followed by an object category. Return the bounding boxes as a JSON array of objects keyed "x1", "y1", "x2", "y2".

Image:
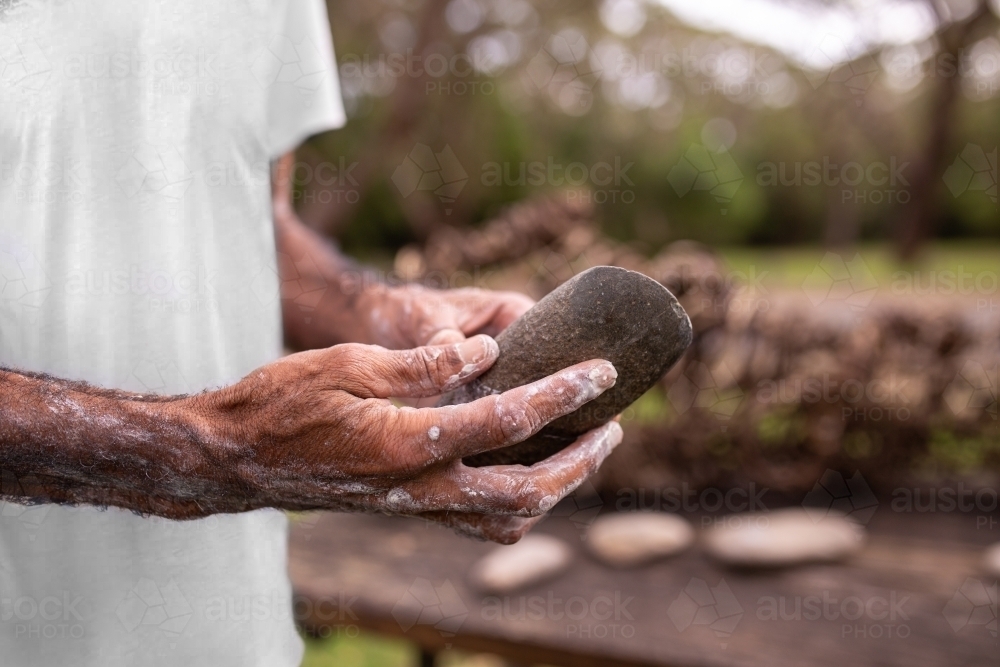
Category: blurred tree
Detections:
[{"x1": 302, "y1": 0, "x2": 1000, "y2": 261}]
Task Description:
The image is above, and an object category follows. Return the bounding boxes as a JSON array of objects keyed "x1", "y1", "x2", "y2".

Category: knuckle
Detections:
[
  {"x1": 380, "y1": 415, "x2": 431, "y2": 474},
  {"x1": 487, "y1": 396, "x2": 543, "y2": 446},
  {"x1": 383, "y1": 440, "x2": 429, "y2": 475},
  {"x1": 417, "y1": 349, "x2": 443, "y2": 387},
  {"x1": 330, "y1": 343, "x2": 367, "y2": 368},
  {"x1": 511, "y1": 482, "x2": 553, "y2": 517},
  {"x1": 417, "y1": 344, "x2": 462, "y2": 386}
]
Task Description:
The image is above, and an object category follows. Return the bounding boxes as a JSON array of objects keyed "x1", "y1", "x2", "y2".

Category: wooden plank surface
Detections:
[{"x1": 288, "y1": 508, "x2": 998, "y2": 667}]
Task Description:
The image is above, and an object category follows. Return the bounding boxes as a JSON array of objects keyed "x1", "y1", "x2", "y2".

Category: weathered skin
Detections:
[
  {"x1": 0, "y1": 154, "x2": 624, "y2": 545},
  {"x1": 440, "y1": 266, "x2": 692, "y2": 466}
]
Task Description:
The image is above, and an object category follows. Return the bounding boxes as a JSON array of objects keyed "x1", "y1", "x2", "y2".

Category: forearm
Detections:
[
  {"x1": 273, "y1": 211, "x2": 388, "y2": 350},
  {"x1": 0, "y1": 368, "x2": 252, "y2": 519}
]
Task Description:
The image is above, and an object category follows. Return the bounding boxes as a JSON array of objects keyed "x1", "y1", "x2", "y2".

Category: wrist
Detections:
[
  {"x1": 354, "y1": 282, "x2": 419, "y2": 347},
  {"x1": 166, "y1": 389, "x2": 260, "y2": 505}
]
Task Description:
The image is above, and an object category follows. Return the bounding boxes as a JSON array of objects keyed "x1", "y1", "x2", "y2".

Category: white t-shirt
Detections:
[{"x1": 0, "y1": 1, "x2": 346, "y2": 664}]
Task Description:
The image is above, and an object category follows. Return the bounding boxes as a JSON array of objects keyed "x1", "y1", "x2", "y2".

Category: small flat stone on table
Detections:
[
  {"x1": 984, "y1": 543, "x2": 1000, "y2": 578},
  {"x1": 702, "y1": 508, "x2": 866, "y2": 568},
  {"x1": 467, "y1": 534, "x2": 573, "y2": 594},
  {"x1": 586, "y1": 512, "x2": 694, "y2": 568}
]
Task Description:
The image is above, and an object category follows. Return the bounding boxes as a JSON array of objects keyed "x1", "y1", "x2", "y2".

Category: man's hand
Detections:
[
  {"x1": 0, "y1": 337, "x2": 620, "y2": 543},
  {"x1": 188, "y1": 335, "x2": 619, "y2": 542},
  {"x1": 271, "y1": 153, "x2": 535, "y2": 352},
  {"x1": 360, "y1": 284, "x2": 535, "y2": 348}
]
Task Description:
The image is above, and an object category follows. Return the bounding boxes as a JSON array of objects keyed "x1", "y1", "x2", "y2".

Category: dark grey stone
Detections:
[{"x1": 439, "y1": 266, "x2": 692, "y2": 466}]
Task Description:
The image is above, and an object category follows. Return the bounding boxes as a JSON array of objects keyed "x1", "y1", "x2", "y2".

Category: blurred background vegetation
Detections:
[
  {"x1": 295, "y1": 1, "x2": 999, "y2": 664},
  {"x1": 297, "y1": 0, "x2": 998, "y2": 264}
]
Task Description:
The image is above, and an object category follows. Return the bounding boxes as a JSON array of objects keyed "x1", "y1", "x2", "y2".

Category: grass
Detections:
[
  {"x1": 716, "y1": 241, "x2": 1000, "y2": 290},
  {"x1": 297, "y1": 242, "x2": 999, "y2": 667},
  {"x1": 300, "y1": 631, "x2": 526, "y2": 667},
  {"x1": 300, "y1": 632, "x2": 413, "y2": 667}
]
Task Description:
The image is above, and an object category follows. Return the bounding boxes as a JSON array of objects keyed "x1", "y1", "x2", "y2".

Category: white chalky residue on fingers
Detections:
[
  {"x1": 442, "y1": 363, "x2": 479, "y2": 391},
  {"x1": 427, "y1": 425, "x2": 440, "y2": 441},
  {"x1": 537, "y1": 494, "x2": 559, "y2": 513},
  {"x1": 442, "y1": 337, "x2": 498, "y2": 391},
  {"x1": 385, "y1": 487, "x2": 418, "y2": 511}
]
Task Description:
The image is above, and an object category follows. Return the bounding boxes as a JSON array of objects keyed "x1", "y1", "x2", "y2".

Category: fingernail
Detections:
[
  {"x1": 457, "y1": 335, "x2": 497, "y2": 365},
  {"x1": 587, "y1": 362, "x2": 617, "y2": 391}
]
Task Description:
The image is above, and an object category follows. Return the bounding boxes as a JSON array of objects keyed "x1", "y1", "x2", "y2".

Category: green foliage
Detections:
[
  {"x1": 314, "y1": 0, "x2": 999, "y2": 256},
  {"x1": 756, "y1": 410, "x2": 805, "y2": 449},
  {"x1": 924, "y1": 429, "x2": 1000, "y2": 473},
  {"x1": 301, "y1": 632, "x2": 414, "y2": 667},
  {"x1": 620, "y1": 386, "x2": 667, "y2": 425}
]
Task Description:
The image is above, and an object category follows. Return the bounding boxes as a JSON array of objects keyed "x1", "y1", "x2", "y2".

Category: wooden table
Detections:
[{"x1": 288, "y1": 507, "x2": 998, "y2": 667}]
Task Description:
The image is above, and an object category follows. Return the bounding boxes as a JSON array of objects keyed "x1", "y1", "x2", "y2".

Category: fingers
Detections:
[
  {"x1": 414, "y1": 289, "x2": 535, "y2": 346},
  {"x1": 426, "y1": 329, "x2": 466, "y2": 346},
  {"x1": 333, "y1": 335, "x2": 499, "y2": 398},
  {"x1": 419, "y1": 511, "x2": 544, "y2": 544},
  {"x1": 397, "y1": 359, "x2": 617, "y2": 463},
  {"x1": 476, "y1": 291, "x2": 534, "y2": 337},
  {"x1": 389, "y1": 422, "x2": 623, "y2": 516}
]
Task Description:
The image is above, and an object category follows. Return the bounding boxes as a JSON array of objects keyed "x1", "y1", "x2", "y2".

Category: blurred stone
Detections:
[
  {"x1": 441, "y1": 265, "x2": 692, "y2": 466},
  {"x1": 984, "y1": 543, "x2": 1000, "y2": 578},
  {"x1": 467, "y1": 534, "x2": 573, "y2": 594},
  {"x1": 702, "y1": 508, "x2": 866, "y2": 568},
  {"x1": 586, "y1": 512, "x2": 694, "y2": 568}
]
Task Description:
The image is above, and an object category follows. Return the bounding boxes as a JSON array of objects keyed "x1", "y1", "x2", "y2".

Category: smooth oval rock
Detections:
[
  {"x1": 441, "y1": 266, "x2": 692, "y2": 466},
  {"x1": 984, "y1": 543, "x2": 1000, "y2": 578},
  {"x1": 586, "y1": 512, "x2": 694, "y2": 568},
  {"x1": 702, "y1": 508, "x2": 866, "y2": 568},
  {"x1": 467, "y1": 534, "x2": 573, "y2": 594}
]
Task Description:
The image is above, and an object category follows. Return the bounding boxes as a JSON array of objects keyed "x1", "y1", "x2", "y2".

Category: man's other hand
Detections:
[{"x1": 361, "y1": 285, "x2": 535, "y2": 348}]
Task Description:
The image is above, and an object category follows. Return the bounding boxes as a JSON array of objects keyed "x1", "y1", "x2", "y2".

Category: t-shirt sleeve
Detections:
[{"x1": 261, "y1": 0, "x2": 347, "y2": 158}]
